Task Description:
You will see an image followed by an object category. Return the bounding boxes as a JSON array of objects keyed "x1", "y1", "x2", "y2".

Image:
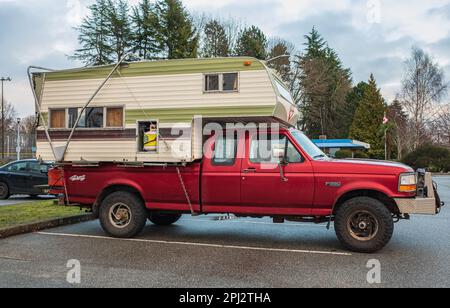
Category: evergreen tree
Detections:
[
  {"x1": 342, "y1": 82, "x2": 370, "y2": 137},
  {"x1": 153, "y1": 0, "x2": 199, "y2": 59},
  {"x1": 72, "y1": 0, "x2": 113, "y2": 65},
  {"x1": 132, "y1": 0, "x2": 159, "y2": 60},
  {"x1": 235, "y1": 26, "x2": 268, "y2": 60},
  {"x1": 107, "y1": 0, "x2": 133, "y2": 61},
  {"x1": 201, "y1": 19, "x2": 230, "y2": 58},
  {"x1": 267, "y1": 39, "x2": 295, "y2": 82},
  {"x1": 295, "y1": 28, "x2": 352, "y2": 138},
  {"x1": 350, "y1": 74, "x2": 387, "y2": 159}
]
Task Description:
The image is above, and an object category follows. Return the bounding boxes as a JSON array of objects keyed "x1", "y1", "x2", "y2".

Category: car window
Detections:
[
  {"x1": 212, "y1": 135, "x2": 237, "y2": 166},
  {"x1": 250, "y1": 135, "x2": 303, "y2": 164},
  {"x1": 28, "y1": 162, "x2": 41, "y2": 173},
  {"x1": 7, "y1": 162, "x2": 28, "y2": 173}
]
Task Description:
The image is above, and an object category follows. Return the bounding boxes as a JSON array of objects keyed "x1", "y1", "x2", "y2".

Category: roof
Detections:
[
  {"x1": 313, "y1": 139, "x2": 371, "y2": 150},
  {"x1": 37, "y1": 57, "x2": 266, "y2": 82}
]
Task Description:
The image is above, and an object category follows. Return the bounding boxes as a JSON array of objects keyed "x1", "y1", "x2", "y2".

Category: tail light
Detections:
[{"x1": 48, "y1": 167, "x2": 64, "y2": 188}]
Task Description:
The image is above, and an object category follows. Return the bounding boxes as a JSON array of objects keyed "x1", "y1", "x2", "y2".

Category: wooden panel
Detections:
[
  {"x1": 106, "y1": 107, "x2": 124, "y2": 127},
  {"x1": 50, "y1": 110, "x2": 65, "y2": 129}
]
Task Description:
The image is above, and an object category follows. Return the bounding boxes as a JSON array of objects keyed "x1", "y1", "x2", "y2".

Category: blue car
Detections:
[{"x1": 0, "y1": 159, "x2": 52, "y2": 200}]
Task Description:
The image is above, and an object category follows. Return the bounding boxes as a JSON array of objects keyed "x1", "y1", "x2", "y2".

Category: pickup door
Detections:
[
  {"x1": 240, "y1": 132, "x2": 315, "y2": 216},
  {"x1": 202, "y1": 132, "x2": 315, "y2": 216}
]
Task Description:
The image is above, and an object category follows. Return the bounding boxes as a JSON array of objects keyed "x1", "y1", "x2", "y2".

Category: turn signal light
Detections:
[{"x1": 399, "y1": 184, "x2": 417, "y2": 192}]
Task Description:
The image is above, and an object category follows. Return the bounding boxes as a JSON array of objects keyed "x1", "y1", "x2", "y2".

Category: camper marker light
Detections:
[
  {"x1": 399, "y1": 173, "x2": 417, "y2": 192},
  {"x1": 244, "y1": 61, "x2": 252, "y2": 66}
]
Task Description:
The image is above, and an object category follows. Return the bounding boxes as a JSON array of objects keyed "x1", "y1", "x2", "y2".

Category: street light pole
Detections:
[
  {"x1": 1, "y1": 77, "x2": 12, "y2": 160},
  {"x1": 16, "y1": 118, "x2": 21, "y2": 161}
]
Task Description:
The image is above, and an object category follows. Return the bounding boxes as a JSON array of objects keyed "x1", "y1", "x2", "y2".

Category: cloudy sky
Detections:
[{"x1": 1, "y1": 0, "x2": 450, "y2": 117}]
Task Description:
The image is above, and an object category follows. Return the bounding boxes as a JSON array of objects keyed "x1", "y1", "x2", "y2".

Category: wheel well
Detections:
[
  {"x1": 93, "y1": 185, "x2": 145, "y2": 217},
  {"x1": 333, "y1": 190, "x2": 399, "y2": 215}
]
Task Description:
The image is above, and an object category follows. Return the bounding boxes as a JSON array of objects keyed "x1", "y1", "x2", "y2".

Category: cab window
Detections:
[
  {"x1": 212, "y1": 135, "x2": 237, "y2": 166},
  {"x1": 250, "y1": 135, "x2": 303, "y2": 164}
]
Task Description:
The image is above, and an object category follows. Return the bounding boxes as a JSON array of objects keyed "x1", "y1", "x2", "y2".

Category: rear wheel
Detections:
[
  {"x1": 0, "y1": 182, "x2": 10, "y2": 200},
  {"x1": 148, "y1": 212, "x2": 182, "y2": 226},
  {"x1": 99, "y1": 191, "x2": 147, "y2": 238},
  {"x1": 334, "y1": 197, "x2": 394, "y2": 253}
]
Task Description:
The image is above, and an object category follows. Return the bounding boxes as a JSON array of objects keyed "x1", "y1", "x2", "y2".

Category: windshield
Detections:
[
  {"x1": 290, "y1": 130, "x2": 328, "y2": 160},
  {"x1": 274, "y1": 79, "x2": 294, "y2": 104}
]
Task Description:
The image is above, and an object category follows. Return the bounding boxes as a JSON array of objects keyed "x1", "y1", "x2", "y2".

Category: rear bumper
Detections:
[{"x1": 394, "y1": 172, "x2": 444, "y2": 215}]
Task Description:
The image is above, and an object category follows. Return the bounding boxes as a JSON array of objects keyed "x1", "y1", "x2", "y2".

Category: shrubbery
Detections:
[{"x1": 402, "y1": 144, "x2": 450, "y2": 172}]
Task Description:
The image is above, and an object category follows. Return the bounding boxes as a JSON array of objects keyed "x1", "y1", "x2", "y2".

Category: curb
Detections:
[{"x1": 0, "y1": 214, "x2": 96, "y2": 239}]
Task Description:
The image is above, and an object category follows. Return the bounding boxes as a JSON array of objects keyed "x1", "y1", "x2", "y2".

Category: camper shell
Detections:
[{"x1": 31, "y1": 57, "x2": 299, "y2": 164}]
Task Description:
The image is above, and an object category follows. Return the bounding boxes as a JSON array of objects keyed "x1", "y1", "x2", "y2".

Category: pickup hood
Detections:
[{"x1": 313, "y1": 158, "x2": 414, "y2": 175}]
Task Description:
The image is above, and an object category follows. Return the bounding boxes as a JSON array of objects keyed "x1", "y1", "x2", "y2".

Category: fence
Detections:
[{"x1": 0, "y1": 131, "x2": 36, "y2": 164}]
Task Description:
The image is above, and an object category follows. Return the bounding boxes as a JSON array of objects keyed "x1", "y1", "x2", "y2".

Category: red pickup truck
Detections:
[{"x1": 49, "y1": 128, "x2": 443, "y2": 253}]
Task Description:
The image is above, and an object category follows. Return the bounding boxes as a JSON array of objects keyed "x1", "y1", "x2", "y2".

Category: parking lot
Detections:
[{"x1": 0, "y1": 177, "x2": 449, "y2": 288}]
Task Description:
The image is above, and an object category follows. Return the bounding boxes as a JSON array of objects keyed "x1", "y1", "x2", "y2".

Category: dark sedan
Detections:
[{"x1": 0, "y1": 160, "x2": 52, "y2": 200}]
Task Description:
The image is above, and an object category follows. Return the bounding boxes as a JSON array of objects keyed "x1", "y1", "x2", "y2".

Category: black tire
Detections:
[
  {"x1": 334, "y1": 197, "x2": 394, "y2": 253},
  {"x1": 99, "y1": 191, "x2": 147, "y2": 238},
  {"x1": 148, "y1": 212, "x2": 182, "y2": 226},
  {"x1": 0, "y1": 182, "x2": 10, "y2": 200}
]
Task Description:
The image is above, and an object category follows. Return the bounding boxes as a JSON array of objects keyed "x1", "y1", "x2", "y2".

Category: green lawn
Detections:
[{"x1": 0, "y1": 200, "x2": 85, "y2": 230}]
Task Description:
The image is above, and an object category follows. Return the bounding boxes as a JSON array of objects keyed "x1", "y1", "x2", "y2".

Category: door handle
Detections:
[{"x1": 243, "y1": 168, "x2": 257, "y2": 174}]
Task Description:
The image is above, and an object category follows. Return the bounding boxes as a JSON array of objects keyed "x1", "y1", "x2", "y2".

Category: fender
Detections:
[{"x1": 333, "y1": 180, "x2": 396, "y2": 207}]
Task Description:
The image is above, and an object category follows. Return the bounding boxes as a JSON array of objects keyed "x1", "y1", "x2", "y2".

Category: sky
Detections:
[{"x1": 0, "y1": 0, "x2": 450, "y2": 117}]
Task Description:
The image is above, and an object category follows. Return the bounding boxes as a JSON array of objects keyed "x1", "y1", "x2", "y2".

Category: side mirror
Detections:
[{"x1": 272, "y1": 148, "x2": 285, "y2": 161}]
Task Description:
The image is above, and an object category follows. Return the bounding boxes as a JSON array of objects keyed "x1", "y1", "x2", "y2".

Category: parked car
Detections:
[{"x1": 0, "y1": 159, "x2": 52, "y2": 200}]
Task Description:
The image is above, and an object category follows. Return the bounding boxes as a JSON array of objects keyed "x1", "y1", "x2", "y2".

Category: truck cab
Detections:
[{"x1": 49, "y1": 127, "x2": 443, "y2": 253}]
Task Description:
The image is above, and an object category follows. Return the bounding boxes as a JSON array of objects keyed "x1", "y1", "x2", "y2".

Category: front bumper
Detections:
[{"x1": 394, "y1": 172, "x2": 444, "y2": 215}]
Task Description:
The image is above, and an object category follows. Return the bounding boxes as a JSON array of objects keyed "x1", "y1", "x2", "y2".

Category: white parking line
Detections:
[{"x1": 36, "y1": 232, "x2": 352, "y2": 256}]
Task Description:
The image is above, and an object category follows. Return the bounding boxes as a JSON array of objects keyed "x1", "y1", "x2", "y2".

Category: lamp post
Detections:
[
  {"x1": 16, "y1": 118, "x2": 21, "y2": 161},
  {"x1": 1, "y1": 77, "x2": 12, "y2": 159}
]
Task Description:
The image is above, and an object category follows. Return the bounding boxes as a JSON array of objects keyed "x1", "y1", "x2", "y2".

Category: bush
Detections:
[
  {"x1": 335, "y1": 150, "x2": 353, "y2": 159},
  {"x1": 402, "y1": 144, "x2": 450, "y2": 172},
  {"x1": 354, "y1": 151, "x2": 369, "y2": 159}
]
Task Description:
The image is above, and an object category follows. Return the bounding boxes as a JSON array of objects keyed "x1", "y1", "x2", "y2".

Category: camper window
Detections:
[
  {"x1": 50, "y1": 109, "x2": 66, "y2": 129},
  {"x1": 205, "y1": 74, "x2": 220, "y2": 92},
  {"x1": 223, "y1": 73, "x2": 238, "y2": 92},
  {"x1": 204, "y1": 73, "x2": 239, "y2": 93},
  {"x1": 77, "y1": 107, "x2": 104, "y2": 128}
]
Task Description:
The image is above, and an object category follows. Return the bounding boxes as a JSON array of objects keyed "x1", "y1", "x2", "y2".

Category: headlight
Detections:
[{"x1": 399, "y1": 173, "x2": 417, "y2": 192}]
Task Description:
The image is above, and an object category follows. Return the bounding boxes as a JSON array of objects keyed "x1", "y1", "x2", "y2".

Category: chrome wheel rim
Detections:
[
  {"x1": 109, "y1": 203, "x2": 132, "y2": 229},
  {"x1": 347, "y1": 210, "x2": 379, "y2": 241}
]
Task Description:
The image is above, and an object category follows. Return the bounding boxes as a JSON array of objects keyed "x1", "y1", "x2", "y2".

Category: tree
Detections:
[
  {"x1": 267, "y1": 38, "x2": 296, "y2": 82},
  {"x1": 399, "y1": 47, "x2": 448, "y2": 150},
  {"x1": 131, "y1": 0, "x2": 159, "y2": 60},
  {"x1": 293, "y1": 28, "x2": 352, "y2": 138},
  {"x1": 72, "y1": 0, "x2": 113, "y2": 65},
  {"x1": 342, "y1": 82, "x2": 370, "y2": 138},
  {"x1": 201, "y1": 19, "x2": 230, "y2": 58},
  {"x1": 387, "y1": 99, "x2": 410, "y2": 160},
  {"x1": 153, "y1": 0, "x2": 199, "y2": 59},
  {"x1": 107, "y1": 0, "x2": 133, "y2": 61},
  {"x1": 350, "y1": 74, "x2": 387, "y2": 159},
  {"x1": 235, "y1": 26, "x2": 268, "y2": 60}
]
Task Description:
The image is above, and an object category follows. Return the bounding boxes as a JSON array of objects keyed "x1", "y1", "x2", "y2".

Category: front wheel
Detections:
[
  {"x1": 334, "y1": 197, "x2": 394, "y2": 253},
  {"x1": 0, "y1": 182, "x2": 10, "y2": 200},
  {"x1": 99, "y1": 191, "x2": 147, "y2": 238},
  {"x1": 148, "y1": 212, "x2": 182, "y2": 226}
]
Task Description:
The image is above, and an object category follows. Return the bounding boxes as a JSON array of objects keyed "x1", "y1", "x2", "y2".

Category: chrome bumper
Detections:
[{"x1": 394, "y1": 172, "x2": 443, "y2": 215}]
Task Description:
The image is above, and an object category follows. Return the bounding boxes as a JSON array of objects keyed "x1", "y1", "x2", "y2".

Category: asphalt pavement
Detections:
[{"x1": 0, "y1": 177, "x2": 449, "y2": 288}]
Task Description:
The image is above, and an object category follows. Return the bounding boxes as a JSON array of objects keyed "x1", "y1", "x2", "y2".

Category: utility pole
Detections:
[
  {"x1": 16, "y1": 118, "x2": 21, "y2": 161},
  {"x1": 1, "y1": 77, "x2": 12, "y2": 159}
]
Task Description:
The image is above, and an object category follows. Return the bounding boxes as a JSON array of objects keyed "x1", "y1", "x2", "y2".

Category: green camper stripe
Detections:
[
  {"x1": 126, "y1": 106, "x2": 275, "y2": 124},
  {"x1": 45, "y1": 58, "x2": 265, "y2": 82}
]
